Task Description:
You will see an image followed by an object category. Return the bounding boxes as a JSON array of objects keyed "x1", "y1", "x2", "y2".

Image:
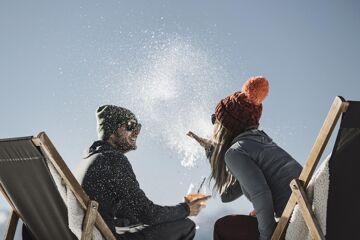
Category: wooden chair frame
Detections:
[
  {"x1": 1, "y1": 97, "x2": 349, "y2": 239},
  {"x1": 1, "y1": 132, "x2": 116, "y2": 240},
  {"x1": 271, "y1": 96, "x2": 349, "y2": 240}
]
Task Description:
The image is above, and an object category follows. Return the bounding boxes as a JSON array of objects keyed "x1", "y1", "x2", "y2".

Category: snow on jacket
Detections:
[
  {"x1": 81, "y1": 140, "x2": 190, "y2": 238},
  {"x1": 221, "y1": 129, "x2": 302, "y2": 240}
]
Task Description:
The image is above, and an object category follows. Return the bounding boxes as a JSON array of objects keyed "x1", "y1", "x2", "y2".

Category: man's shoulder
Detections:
[
  {"x1": 92, "y1": 149, "x2": 128, "y2": 164},
  {"x1": 84, "y1": 141, "x2": 134, "y2": 177}
]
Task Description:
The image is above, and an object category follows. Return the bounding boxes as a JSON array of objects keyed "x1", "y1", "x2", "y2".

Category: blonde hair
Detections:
[{"x1": 209, "y1": 123, "x2": 237, "y2": 194}]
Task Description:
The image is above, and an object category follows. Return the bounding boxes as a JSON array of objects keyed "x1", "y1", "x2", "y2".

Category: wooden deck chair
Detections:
[
  {"x1": 272, "y1": 96, "x2": 360, "y2": 240},
  {"x1": 0, "y1": 132, "x2": 116, "y2": 240}
]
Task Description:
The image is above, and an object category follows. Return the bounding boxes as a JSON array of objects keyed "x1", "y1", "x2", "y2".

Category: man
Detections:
[{"x1": 81, "y1": 105, "x2": 207, "y2": 240}]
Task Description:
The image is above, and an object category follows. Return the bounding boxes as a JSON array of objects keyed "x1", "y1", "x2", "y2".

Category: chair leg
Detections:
[
  {"x1": 290, "y1": 179, "x2": 325, "y2": 240},
  {"x1": 81, "y1": 200, "x2": 99, "y2": 240},
  {"x1": 4, "y1": 210, "x2": 19, "y2": 240}
]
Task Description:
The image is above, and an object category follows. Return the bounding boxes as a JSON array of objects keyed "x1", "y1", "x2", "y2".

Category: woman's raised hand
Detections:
[{"x1": 186, "y1": 131, "x2": 212, "y2": 149}]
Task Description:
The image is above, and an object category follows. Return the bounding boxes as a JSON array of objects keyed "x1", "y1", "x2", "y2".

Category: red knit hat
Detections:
[{"x1": 215, "y1": 76, "x2": 269, "y2": 134}]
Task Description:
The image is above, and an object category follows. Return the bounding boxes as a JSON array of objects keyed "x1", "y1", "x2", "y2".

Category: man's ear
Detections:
[
  {"x1": 107, "y1": 130, "x2": 117, "y2": 143},
  {"x1": 106, "y1": 134, "x2": 113, "y2": 144}
]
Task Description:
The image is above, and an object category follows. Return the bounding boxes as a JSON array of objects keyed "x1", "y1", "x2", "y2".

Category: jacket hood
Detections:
[{"x1": 84, "y1": 140, "x2": 116, "y2": 158}]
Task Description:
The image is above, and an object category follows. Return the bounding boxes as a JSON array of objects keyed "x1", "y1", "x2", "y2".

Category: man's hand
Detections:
[
  {"x1": 187, "y1": 131, "x2": 212, "y2": 149},
  {"x1": 186, "y1": 196, "x2": 211, "y2": 216}
]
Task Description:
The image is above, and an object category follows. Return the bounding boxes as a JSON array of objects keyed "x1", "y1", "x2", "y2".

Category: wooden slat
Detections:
[
  {"x1": 290, "y1": 179, "x2": 325, "y2": 240},
  {"x1": 271, "y1": 96, "x2": 348, "y2": 240},
  {"x1": 0, "y1": 184, "x2": 21, "y2": 220},
  {"x1": 33, "y1": 133, "x2": 116, "y2": 240},
  {"x1": 81, "y1": 200, "x2": 99, "y2": 240},
  {"x1": 272, "y1": 194, "x2": 296, "y2": 240},
  {"x1": 0, "y1": 184, "x2": 23, "y2": 240},
  {"x1": 93, "y1": 214, "x2": 115, "y2": 240},
  {"x1": 4, "y1": 210, "x2": 19, "y2": 240},
  {"x1": 32, "y1": 135, "x2": 89, "y2": 209},
  {"x1": 299, "y1": 97, "x2": 348, "y2": 186}
]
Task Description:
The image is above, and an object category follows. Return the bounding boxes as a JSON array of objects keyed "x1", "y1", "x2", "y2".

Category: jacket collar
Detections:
[
  {"x1": 84, "y1": 140, "x2": 119, "y2": 158},
  {"x1": 231, "y1": 128, "x2": 272, "y2": 145}
]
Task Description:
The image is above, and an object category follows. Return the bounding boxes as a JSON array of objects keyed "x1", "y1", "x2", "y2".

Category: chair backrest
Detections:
[
  {"x1": 272, "y1": 97, "x2": 360, "y2": 240},
  {"x1": 0, "y1": 137, "x2": 76, "y2": 239},
  {"x1": 326, "y1": 101, "x2": 360, "y2": 239}
]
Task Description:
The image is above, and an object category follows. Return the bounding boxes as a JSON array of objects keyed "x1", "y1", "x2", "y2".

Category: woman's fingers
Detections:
[
  {"x1": 187, "y1": 131, "x2": 212, "y2": 148},
  {"x1": 249, "y1": 209, "x2": 257, "y2": 217}
]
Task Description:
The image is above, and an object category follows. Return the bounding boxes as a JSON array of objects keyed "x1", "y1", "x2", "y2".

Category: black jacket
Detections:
[{"x1": 82, "y1": 141, "x2": 190, "y2": 237}]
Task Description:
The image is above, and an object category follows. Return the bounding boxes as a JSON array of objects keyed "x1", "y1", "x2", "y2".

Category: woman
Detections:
[{"x1": 188, "y1": 76, "x2": 302, "y2": 240}]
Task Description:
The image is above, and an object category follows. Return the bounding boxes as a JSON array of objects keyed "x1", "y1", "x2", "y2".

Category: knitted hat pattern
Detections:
[
  {"x1": 96, "y1": 105, "x2": 137, "y2": 140},
  {"x1": 215, "y1": 76, "x2": 269, "y2": 134}
]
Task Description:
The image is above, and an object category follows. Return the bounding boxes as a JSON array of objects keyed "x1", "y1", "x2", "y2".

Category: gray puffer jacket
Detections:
[{"x1": 221, "y1": 129, "x2": 302, "y2": 240}]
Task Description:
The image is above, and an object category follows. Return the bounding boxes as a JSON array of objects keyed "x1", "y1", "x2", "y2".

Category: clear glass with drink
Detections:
[{"x1": 184, "y1": 177, "x2": 211, "y2": 203}]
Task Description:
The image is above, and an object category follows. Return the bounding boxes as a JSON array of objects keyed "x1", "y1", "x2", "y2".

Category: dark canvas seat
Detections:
[
  {"x1": 326, "y1": 101, "x2": 360, "y2": 239},
  {"x1": 0, "y1": 137, "x2": 76, "y2": 240},
  {"x1": 0, "y1": 133, "x2": 115, "y2": 240},
  {"x1": 272, "y1": 97, "x2": 360, "y2": 240}
]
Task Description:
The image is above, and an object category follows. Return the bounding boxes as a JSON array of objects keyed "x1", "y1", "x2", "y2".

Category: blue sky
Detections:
[{"x1": 1, "y1": 1, "x2": 360, "y2": 239}]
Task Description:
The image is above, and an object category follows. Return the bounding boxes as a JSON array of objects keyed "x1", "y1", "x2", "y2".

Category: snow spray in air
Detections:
[{"x1": 114, "y1": 35, "x2": 228, "y2": 167}]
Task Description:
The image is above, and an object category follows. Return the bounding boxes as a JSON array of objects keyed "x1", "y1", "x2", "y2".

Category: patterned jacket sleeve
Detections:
[{"x1": 110, "y1": 153, "x2": 190, "y2": 225}]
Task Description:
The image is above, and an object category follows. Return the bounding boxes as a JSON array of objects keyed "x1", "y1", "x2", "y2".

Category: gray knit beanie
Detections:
[{"x1": 96, "y1": 105, "x2": 137, "y2": 140}]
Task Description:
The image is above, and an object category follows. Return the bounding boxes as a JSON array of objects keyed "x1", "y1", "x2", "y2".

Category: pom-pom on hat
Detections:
[{"x1": 215, "y1": 76, "x2": 269, "y2": 134}]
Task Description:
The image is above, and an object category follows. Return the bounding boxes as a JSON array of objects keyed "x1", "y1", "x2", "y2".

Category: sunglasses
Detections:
[
  {"x1": 120, "y1": 119, "x2": 142, "y2": 132},
  {"x1": 211, "y1": 114, "x2": 216, "y2": 125}
]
